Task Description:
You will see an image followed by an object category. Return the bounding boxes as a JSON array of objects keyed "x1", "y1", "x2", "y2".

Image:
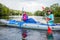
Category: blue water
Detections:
[{"x1": 0, "y1": 26, "x2": 60, "y2": 40}]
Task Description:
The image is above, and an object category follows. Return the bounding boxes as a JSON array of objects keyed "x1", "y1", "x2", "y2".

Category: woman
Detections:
[
  {"x1": 46, "y1": 10, "x2": 54, "y2": 25},
  {"x1": 22, "y1": 12, "x2": 28, "y2": 21},
  {"x1": 22, "y1": 12, "x2": 36, "y2": 23}
]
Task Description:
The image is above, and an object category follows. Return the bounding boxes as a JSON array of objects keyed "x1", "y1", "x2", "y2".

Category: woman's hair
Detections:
[
  {"x1": 51, "y1": 12, "x2": 52, "y2": 14},
  {"x1": 47, "y1": 10, "x2": 52, "y2": 14}
]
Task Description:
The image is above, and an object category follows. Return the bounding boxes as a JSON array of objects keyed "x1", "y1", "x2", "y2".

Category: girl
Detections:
[{"x1": 46, "y1": 10, "x2": 54, "y2": 25}]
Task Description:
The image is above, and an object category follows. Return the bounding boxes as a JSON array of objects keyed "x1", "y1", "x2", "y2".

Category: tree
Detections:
[
  {"x1": 26, "y1": 12, "x2": 32, "y2": 16},
  {"x1": 50, "y1": 3, "x2": 60, "y2": 17},
  {"x1": 34, "y1": 10, "x2": 45, "y2": 16}
]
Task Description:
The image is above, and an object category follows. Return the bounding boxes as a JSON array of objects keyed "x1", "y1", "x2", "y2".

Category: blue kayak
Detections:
[{"x1": 0, "y1": 19, "x2": 60, "y2": 30}]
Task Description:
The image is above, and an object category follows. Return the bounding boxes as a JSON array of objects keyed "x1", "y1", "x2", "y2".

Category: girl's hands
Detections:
[{"x1": 46, "y1": 18, "x2": 51, "y2": 22}]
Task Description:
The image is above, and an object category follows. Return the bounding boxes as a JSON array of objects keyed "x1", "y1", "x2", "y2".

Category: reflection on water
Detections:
[
  {"x1": 0, "y1": 26, "x2": 60, "y2": 40},
  {"x1": 0, "y1": 27, "x2": 22, "y2": 40}
]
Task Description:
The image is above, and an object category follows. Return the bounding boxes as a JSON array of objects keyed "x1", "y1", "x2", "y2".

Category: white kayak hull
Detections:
[
  {"x1": 21, "y1": 23, "x2": 60, "y2": 30},
  {"x1": 0, "y1": 19, "x2": 60, "y2": 30}
]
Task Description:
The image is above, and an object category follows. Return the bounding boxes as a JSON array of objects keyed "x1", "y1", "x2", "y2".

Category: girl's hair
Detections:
[
  {"x1": 47, "y1": 10, "x2": 52, "y2": 14},
  {"x1": 51, "y1": 12, "x2": 53, "y2": 14}
]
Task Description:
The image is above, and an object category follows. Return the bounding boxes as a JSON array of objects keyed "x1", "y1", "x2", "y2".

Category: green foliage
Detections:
[
  {"x1": 26, "y1": 12, "x2": 33, "y2": 16},
  {"x1": 54, "y1": 17, "x2": 60, "y2": 23},
  {"x1": 50, "y1": 3, "x2": 60, "y2": 17},
  {"x1": 0, "y1": 3, "x2": 9, "y2": 16},
  {"x1": 0, "y1": 3, "x2": 10, "y2": 19},
  {"x1": 34, "y1": 3, "x2": 60, "y2": 17},
  {"x1": 0, "y1": 3, "x2": 33, "y2": 19},
  {"x1": 34, "y1": 10, "x2": 44, "y2": 16}
]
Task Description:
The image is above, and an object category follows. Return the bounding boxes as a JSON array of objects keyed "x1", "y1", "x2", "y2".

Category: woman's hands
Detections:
[{"x1": 46, "y1": 18, "x2": 51, "y2": 22}]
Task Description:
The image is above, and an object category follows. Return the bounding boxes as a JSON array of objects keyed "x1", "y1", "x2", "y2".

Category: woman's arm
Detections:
[
  {"x1": 46, "y1": 14, "x2": 54, "y2": 22},
  {"x1": 49, "y1": 14, "x2": 54, "y2": 21}
]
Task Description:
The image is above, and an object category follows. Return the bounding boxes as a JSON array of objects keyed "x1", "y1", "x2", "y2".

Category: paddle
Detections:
[
  {"x1": 21, "y1": 7, "x2": 24, "y2": 21},
  {"x1": 42, "y1": 6, "x2": 54, "y2": 40},
  {"x1": 45, "y1": 13, "x2": 54, "y2": 40},
  {"x1": 21, "y1": 8, "x2": 27, "y2": 40},
  {"x1": 42, "y1": 6, "x2": 50, "y2": 30}
]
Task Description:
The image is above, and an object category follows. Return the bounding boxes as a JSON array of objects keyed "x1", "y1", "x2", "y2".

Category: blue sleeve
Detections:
[{"x1": 48, "y1": 14, "x2": 54, "y2": 21}]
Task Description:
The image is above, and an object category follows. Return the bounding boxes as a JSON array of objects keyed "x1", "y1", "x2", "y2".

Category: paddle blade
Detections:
[
  {"x1": 47, "y1": 27, "x2": 54, "y2": 40},
  {"x1": 42, "y1": 6, "x2": 45, "y2": 10},
  {"x1": 47, "y1": 27, "x2": 52, "y2": 34}
]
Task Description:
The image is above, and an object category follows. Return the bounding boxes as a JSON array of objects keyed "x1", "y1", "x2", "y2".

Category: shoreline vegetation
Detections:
[
  {"x1": 54, "y1": 17, "x2": 60, "y2": 23},
  {"x1": 0, "y1": 3, "x2": 60, "y2": 23}
]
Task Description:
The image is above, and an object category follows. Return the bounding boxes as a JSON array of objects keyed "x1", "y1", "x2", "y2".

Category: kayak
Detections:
[{"x1": 0, "y1": 19, "x2": 60, "y2": 30}]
